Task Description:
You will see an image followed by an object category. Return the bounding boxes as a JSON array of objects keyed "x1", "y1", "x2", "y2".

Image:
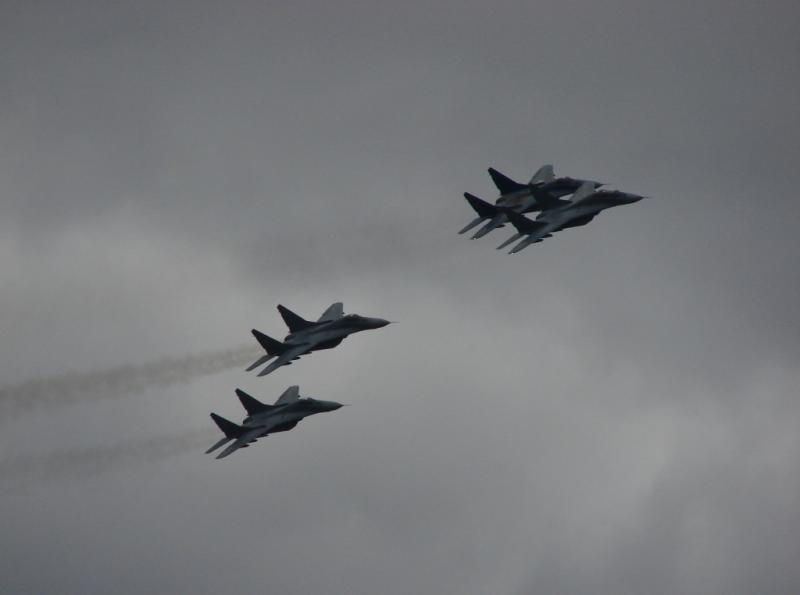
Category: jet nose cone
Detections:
[
  {"x1": 369, "y1": 317, "x2": 391, "y2": 328},
  {"x1": 621, "y1": 193, "x2": 645, "y2": 203},
  {"x1": 323, "y1": 401, "x2": 345, "y2": 411}
]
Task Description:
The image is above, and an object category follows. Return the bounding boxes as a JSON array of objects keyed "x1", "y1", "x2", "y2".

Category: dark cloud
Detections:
[{"x1": 1, "y1": 1, "x2": 798, "y2": 594}]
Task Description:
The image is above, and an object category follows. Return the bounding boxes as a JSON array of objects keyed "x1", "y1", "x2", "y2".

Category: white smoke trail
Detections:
[
  {"x1": 0, "y1": 344, "x2": 262, "y2": 419},
  {"x1": 0, "y1": 429, "x2": 218, "y2": 484}
]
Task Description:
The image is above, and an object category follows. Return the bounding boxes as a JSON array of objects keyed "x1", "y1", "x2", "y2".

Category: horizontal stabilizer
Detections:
[
  {"x1": 252, "y1": 329, "x2": 286, "y2": 356},
  {"x1": 497, "y1": 232, "x2": 523, "y2": 250},
  {"x1": 488, "y1": 168, "x2": 526, "y2": 194},
  {"x1": 235, "y1": 388, "x2": 275, "y2": 415},
  {"x1": 205, "y1": 436, "x2": 233, "y2": 454},
  {"x1": 530, "y1": 164, "x2": 555, "y2": 185},
  {"x1": 464, "y1": 192, "x2": 498, "y2": 219},
  {"x1": 458, "y1": 216, "x2": 485, "y2": 235},
  {"x1": 245, "y1": 353, "x2": 273, "y2": 372},
  {"x1": 216, "y1": 441, "x2": 245, "y2": 459},
  {"x1": 210, "y1": 413, "x2": 245, "y2": 440},
  {"x1": 278, "y1": 305, "x2": 315, "y2": 333},
  {"x1": 509, "y1": 238, "x2": 540, "y2": 254},
  {"x1": 471, "y1": 213, "x2": 507, "y2": 239}
]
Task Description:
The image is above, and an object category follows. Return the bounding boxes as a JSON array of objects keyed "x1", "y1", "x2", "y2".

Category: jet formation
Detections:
[
  {"x1": 459, "y1": 164, "x2": 645, "y2": 252},
  {"x1": 207, "y1": 386, "x2": 344, "y2": 459},
  {"x1": 206, "y1": 163, "x2": 645, "y2": 459},
  {"x1": 207, "y1": 302, "x2": 390, "y2": 459}
]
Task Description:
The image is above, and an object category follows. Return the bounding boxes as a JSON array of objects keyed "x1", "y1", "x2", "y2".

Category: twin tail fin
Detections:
[
  {"x1": 251, "y1": 329, "x2": 286, "y2": 356},
  {"x1": 463, "y1": 192, "x2": 498, "y2": 218},
  {"x1": 235, "y1": 389, "x2": 276, "y2": 415},
  {"x1": 529, "y1": 164, "x2": 555, "y2": 185},
  {"x1": 277, "y1": 305, "x2": 315, "y2": 333},
  {"x1": 488, "y1": 168, "x2": 526, "y2": 194},
  {"x1": 210, "y1": 413, "x2": 245, "y2": 439},
  {"x1": 505, "y1": 209, "x2": 548, "y2": 234}
]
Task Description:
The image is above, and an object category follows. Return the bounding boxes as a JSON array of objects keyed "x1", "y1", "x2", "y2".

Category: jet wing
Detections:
[
  {"x1": 559, "y1": 212, "x2": 598, "y2": 230},
  {"x1": 215, "y1": 426, "x2": 267, "y2": 459},
  {"x1": 269, "y1": 420, "x2": 299, "y2": 433},
  {"x1": 257, "y1": 343, "x2": 313, "y2": 377}
]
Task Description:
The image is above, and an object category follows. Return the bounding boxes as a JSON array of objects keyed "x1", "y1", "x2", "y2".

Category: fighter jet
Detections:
[
  {"x1": 490, "y1": 164, "x2": 601, "y2": 205},
  {"x1": 458, "y1": 192, "x2": 505, "y2": 235},
  {"x1": 497, "y1": 182, "x2": 646, "y2": 253},
  {"x1": 246, "y1": 302, "x2": 390, "y2": 376},
  {"x1": 206, "y1": 386, "x2": 344, "y2": 459},
  {"x1": 460, "y1": 187, "x2": 568, "y2": 239},
  {"x1": 459, "y1": 164, "x2": 600, "y2": 239}
]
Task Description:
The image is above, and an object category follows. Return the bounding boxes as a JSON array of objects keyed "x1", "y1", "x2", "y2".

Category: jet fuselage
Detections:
[
  {"x1": 244, "y1": 398, "x2": 344, "y2": 436},
  {"x1": 284, "y1": 314, "x2": 390, "y2": 349},
  {"x1": 472, "y1": 187, "x2": 569, "y2": 239},
  {"x1": 501, "y1": 190, "x2": 644, "y2": 253},
  {"x1": 495, "y1": 178, "x2": 598, "y2": 208}
]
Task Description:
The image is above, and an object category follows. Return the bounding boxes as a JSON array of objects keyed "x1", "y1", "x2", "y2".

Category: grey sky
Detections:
[{"x1": 1, "y1": 1, "x2": 799, "y2": 594}]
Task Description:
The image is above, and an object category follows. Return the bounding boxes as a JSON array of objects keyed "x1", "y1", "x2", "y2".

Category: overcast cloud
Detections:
[{"x1": 1, "y1": 1, "x2": 799, "y2": 594}]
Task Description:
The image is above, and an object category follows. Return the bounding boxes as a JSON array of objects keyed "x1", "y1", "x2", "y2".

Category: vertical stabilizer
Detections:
[
  {"x1": 275, "y1": 385, "x2": 300, "y2": 405},
  {"x1": 278, "y1": 305, "x2": 315, "y2": 333},
  {"x1": 235, "y1": 389, "x2": 274, "y2": 415},
  {"x1": 488, "y1": 168, "x2": 526, "y2": 194},
  {"x1": 529, "y1": 164, "x2": 555, "y2": 185},
  {"x1": 570, "y1": 181, "x2": 596, "y2": 204},
  {"x1": 318, "y1": 302, "x2": 344, "y2": 322},
  {"x1": 506, "y1": 209, "x2": 548, "y2": 234},
  {"x1": 251, "y1": 330, "x2": 286, "y2": 356},
  {"x1": 463, "y1": 192, "x2": 498, "y2": 218},
  {"x1": 210, "y1": 413, "x2": 245, "y2": 439}
]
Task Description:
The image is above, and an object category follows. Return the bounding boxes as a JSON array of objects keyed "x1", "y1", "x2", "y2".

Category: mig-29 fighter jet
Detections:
[
  {"x1": 246, "y1": 302, "x2": 390, "y2": 377},
  {"x1": 496, "y1": 182, "x2": 645, "y2": 253},
  {"x1": 207, "y1": 386, "x2": 344, "y2": 459},
  {"x1": 459, "y1": 187, "x2": 568, "y2": 239},
  {"x1": 459, "y1": 164, "x2": 602, "y2": 239},
  {"x1": 490, "y1": 164, "x2": 600, "y2": 204}
]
